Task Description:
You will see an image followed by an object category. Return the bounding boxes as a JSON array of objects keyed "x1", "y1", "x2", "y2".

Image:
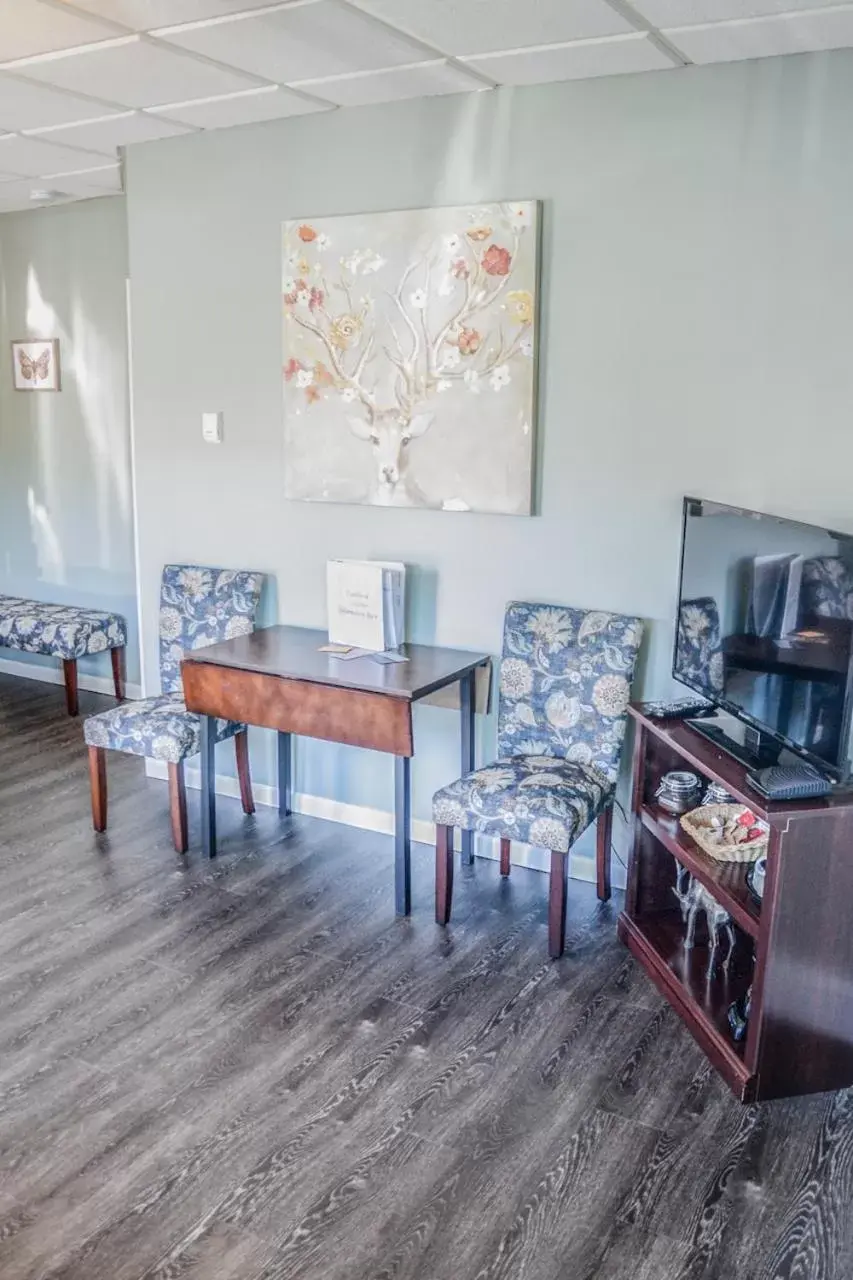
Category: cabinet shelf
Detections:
[
  {"x1": 640, "y1": 803, "x2": 761, "y2": 939},
  {"x1": 624, "y1": 703, "x2": 853, "y2": 1101},
  {"x1": 618, "y1": 912, "x2": 754, "y2": 1100}
]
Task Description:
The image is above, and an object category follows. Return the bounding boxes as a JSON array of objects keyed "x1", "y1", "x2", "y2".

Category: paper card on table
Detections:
[{"x1": 327, "y1": 559, "x2": 406, "y2": 651}]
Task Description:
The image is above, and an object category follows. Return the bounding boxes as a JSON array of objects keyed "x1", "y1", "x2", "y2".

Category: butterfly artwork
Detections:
[{"x1": 11, "y1": 339, "x2": 60, "y2": 391}]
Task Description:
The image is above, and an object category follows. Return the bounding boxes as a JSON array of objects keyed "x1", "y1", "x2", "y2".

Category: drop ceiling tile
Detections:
[
  {"x1": 57, "y1": 0, "x2": 300, "y2": 30},
  {"x1": 0, "y1": 73, "x2": 122, "y2": 130},
  {"x1": 25, "y1": 110, "x2": 191, "y2": 153},
  {"x1": 296, "y1": 58, "x2": 487, "y2": 106},
  {"x1": 4, "y1": 35, "x2": 265, "y2": 109},
  {"x1": 151, "y1": 84, "x2": 327, "y2": 127},
  {"x1": 0, "y1": 0, "x2": 123, "y2": 61},
  {"x1": 349, "y1": 0, "x2": 633, "y2": 55},
  {"x1": 157, "y1": 0, "x2": 430, "y2": 82},
  {"x1": 44, "y1": 162, "x2": 123, "y2": 191},
  {"x1": 629, "y1": 0, "x2": 851, "y2": 26},
  {"x1": 463, "y1": 33, "x2": 677, "y2": 84},
  {"x1": 0, "y1": 133, "x2": 107, "y2": 176},
  {"x1": 665, "y1": 8, "x2": 853, "y2": 62}
]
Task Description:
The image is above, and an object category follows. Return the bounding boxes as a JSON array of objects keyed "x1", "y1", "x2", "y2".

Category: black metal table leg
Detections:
[
  {"x1": 460, "y1": 669, "x2": 476, "y2": 866},
  {"x1": 394, "y1": 754, "x2": 412, "y2": 915},
  {"x1": 200, "y1": 714, "x2": 217, "y2": 858},
  {"x1": 277, "y1": 731, "x2": 292, "y2": 816}
]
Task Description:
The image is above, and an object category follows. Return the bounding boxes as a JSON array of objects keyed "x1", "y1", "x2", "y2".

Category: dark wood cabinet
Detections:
[{"x1": 620, "y1": 705, "x2": 853, "y2": 1102}]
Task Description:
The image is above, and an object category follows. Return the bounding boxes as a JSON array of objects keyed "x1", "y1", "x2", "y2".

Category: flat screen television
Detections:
[{"x1": 674, "y1": 497, "x2": 853, "y2": 779}]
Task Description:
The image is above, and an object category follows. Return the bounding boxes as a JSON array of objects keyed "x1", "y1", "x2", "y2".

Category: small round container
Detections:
[
  {"x1": 702, "y1": 781, "x2": 734, "y2": 806},
  {"x1": 747, "y1": 855, "x2": 767, "y2": 901},
  {"x1": 655, "y1": 770, "x2": 702, "y2": 815}
]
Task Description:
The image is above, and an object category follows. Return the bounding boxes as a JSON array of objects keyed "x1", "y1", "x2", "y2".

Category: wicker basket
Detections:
[{"x1": 680, "y1": 803, "x2": 769, "y2": 863}]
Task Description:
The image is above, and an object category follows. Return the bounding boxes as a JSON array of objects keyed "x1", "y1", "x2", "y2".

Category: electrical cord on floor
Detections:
[{"x1": 609, "y1": 796, "x2": 630, "y2": 873}]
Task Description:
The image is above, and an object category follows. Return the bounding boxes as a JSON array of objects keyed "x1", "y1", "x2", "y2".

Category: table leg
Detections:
[
  {"x1": 460, "y1": 669, "x2": 475, "y2": 866},
  {"x1": 277, "y1": 731, "x2": 292, "y2": 817},
  {"x1": 394, "y1": 755, "x2": 411, "y2": 916},
  {"x1": 200, "y1": 715, "x2": 217, "y2": 858}
]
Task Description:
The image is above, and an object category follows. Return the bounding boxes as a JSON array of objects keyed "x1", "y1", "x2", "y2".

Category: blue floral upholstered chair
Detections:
[
  {"x1": 675, "y1": 597, "x2": 724, "y2": 694},
  {"x1": 801, "y1": 558, "x2": 853, "y2": 621},
  {"x1": 433, "y1": 602, "x2": 644, "y2": 958},
  {"x1": 84, "y1": 565, "x2": 264, "y2": 854}
]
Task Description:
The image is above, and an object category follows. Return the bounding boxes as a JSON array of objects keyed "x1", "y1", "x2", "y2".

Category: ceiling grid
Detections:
[{"x1": 0, "y1": 0, "x2": 846, "y2": 210}]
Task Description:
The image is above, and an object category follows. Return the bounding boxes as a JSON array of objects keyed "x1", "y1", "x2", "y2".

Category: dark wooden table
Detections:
[{"x1": 182, "y1": 625, "x2": 490, "y2": 914}]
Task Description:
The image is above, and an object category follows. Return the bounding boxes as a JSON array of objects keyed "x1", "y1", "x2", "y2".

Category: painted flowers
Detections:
[
  {"x1": 329, "y1": 314, "x2": 362, "y2": 349},
  {"x1": 481, "y1": 244, "x2": 512, "y2": 276},
  {"x1": 283, "y1": 202, "x2": 538, "y2": 469}
]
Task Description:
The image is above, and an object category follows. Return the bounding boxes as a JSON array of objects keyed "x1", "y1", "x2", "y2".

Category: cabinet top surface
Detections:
[
  {"x1": 182, "y1": 625, "x2": 490, "y2": 701},
  {"x1": 629, "y1": 703, "x2": 853, "y2": 821}
]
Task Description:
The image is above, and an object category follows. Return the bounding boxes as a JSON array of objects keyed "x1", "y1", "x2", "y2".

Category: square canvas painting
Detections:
[
  {"x1": 282, "y1": 201, "x2": 539, "y2": 514},
  {"x1": 11, "y1": 338, "x2": 60, "y2": 391}
]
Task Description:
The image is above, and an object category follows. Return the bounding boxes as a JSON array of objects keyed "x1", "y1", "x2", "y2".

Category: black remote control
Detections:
[
  {"x1": 642, "y1": 698, "x2": 716, "y2": 721},
  {"x1": 746, "y1": 764, "x2": 832, "y2": 801}
]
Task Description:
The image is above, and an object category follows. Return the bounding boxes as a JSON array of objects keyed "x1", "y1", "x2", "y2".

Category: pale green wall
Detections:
[
  {"x1": 0, "y1": 196, "x2": 139, "y2": 685},
  {"x1": 124, "y1": 51, "x2": 853, "y2": 870}
]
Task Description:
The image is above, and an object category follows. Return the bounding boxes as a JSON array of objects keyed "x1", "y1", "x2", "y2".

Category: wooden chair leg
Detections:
[
  {"x1": 88, "y1": 746, "x2": 107, "y2": 832},
  {"x1": 111, "y1": 646, "x2": 126, "y2": 701},
  {"x1": 500, "y1": 837, "x2": 511, "y2": 878},
  {"x1": 549, "y1": 851, "x2": 568, "y2": 959},
  {"x1": 435, "y1": 824, "x2": 454, "y2": 925},
  {"x1": 62, "y1": 658, "x2": 79, "y2": 716},
  {"x1": 234, "y1": 730, "x2": 254, "y2": 815},
  {"x1": 168, "y1": 762, "x2": 188, "y2": 854},
  {"x1": 596, "y1": 804, "x2": 613, "y2": 903}
]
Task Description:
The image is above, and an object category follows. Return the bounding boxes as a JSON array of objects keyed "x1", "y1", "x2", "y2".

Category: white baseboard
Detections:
[
  {"x1": 0, "y1": 654, "x2": 142, "y2": 700},
  {"x1": 144, "y1": 759, "x2": 622, "y2": 887}
]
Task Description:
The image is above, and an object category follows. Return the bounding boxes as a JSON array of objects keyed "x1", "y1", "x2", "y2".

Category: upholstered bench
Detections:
[{"x1": 0, "y1": 595, "x2": 127, "y2": 715}]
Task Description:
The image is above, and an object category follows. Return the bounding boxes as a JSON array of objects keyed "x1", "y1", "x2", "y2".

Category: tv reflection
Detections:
[{"x1": 678, "y1": 552, "x2": 853, "y2": 766}]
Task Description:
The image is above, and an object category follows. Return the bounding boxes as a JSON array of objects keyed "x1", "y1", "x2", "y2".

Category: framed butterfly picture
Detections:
[{"x1": 11, "y1": 339, "x2": 61, "y2": 392}]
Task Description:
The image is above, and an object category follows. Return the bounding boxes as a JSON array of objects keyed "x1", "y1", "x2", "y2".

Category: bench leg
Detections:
[
  {"x1": 89, "y1": 747, "x2": 107, "y2": 832},
  {"x1": 168, "y1": 762, "x2": 188, "y2": 854},
  {"x1": 111, "y1": 646, "x2": 126, "y2": 702},
  {"x1": 63, "y1": 658, "x2": 79, "y2": 716}
]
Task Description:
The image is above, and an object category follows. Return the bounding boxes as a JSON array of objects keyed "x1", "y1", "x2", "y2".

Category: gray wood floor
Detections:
[{"x1": 0, "y1": 674, "x2": 851, "y2": 1280}]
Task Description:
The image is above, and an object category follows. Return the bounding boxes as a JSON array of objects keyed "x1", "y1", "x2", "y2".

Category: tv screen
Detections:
[{"x1": 675, "y1": 498, "x2": 853, "y2": 774}]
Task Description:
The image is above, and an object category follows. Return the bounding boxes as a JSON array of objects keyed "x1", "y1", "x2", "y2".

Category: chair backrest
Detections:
[
  {"x1": 158, "y1": 564, "x2": 264, "y2": 694},
  {"x1": 801, "y1": 557, "x2": 853, "y2": 621},
  {"x1": 676, "y1": 596, "x2": 724, "y2": 694},
  {"x1": 497, "y1": 601, "x2": 644, "y2": 784}
]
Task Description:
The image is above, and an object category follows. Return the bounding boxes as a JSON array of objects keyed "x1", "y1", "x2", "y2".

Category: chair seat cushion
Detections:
[
  {"x1": 84, "y1": 695, "x2": 241, "y2": 764},
  {"x1": 432, "y1": 755, "x2": 613, "y2": 853},
  {"x1": 0, "y1": 595, "x2": 126, "y2": 659}
]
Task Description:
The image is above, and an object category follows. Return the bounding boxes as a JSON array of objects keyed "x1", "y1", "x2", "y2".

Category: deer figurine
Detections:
[{"x1": 672, "y1": 860, "x2": 736, "y2": 978}]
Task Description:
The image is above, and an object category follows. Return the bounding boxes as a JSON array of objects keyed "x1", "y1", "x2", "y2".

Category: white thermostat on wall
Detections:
[{"x1": 202, "y1": 411, "x2": 223, "y2": 444}]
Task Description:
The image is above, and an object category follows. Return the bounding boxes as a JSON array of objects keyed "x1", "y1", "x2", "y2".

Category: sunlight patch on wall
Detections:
[
  {"x1": 27, "y1": 484, "x2": 64, "y2": 583},
  {"x1": 25, "y1": 264, "x2": 131, "y2": 580}
]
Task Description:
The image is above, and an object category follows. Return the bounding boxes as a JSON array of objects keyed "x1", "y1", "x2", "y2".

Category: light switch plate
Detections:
[{"x1": 202, "y1": 411, "x2": 223, "y2": 444}]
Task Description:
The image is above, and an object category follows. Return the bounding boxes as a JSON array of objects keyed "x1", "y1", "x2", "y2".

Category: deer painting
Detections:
[{"x1": 282, "y1": 202, "x2": 539, "y2": 514}]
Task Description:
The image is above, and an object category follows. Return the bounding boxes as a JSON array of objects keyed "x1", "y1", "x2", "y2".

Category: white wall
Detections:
[
  {"x1": 124, "y1": 51, "x2": 853, "y2": 870},
  {"x1": 0, "y1": 197, "x2": 139, "y2": 686}
]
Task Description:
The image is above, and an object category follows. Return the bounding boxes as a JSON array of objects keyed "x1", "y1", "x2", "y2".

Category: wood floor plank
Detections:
[{"x1": 1, "y1": 673, "x2": 852, "y2": 1280}]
